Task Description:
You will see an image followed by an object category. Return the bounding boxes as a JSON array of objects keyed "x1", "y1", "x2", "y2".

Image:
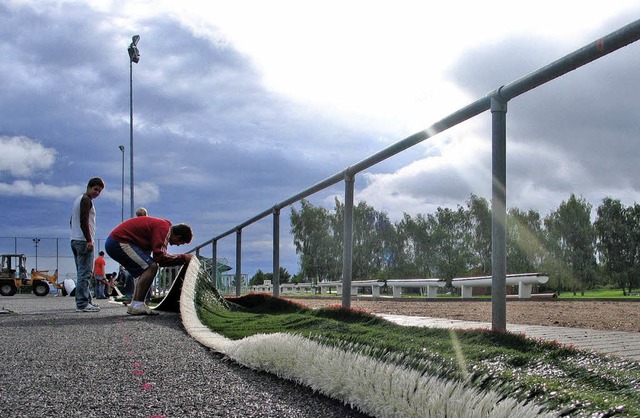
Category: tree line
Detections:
[{"x1": 286, "y1": 194, "x2": 640, "y2": 295}]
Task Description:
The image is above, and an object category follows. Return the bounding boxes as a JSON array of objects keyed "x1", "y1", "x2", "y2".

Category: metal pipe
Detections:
[
  {"x1": 235, "y1": 229, "x2": 242, "y2": 296},
  {"x1": 272, "y1": 208, "x2": 280, "y2": 297},
  {"x1": 341, "y1": 172, "x2": 355, "y2": 309},
  {"x1": 491, "y1": 96, "x2": 508, "y2": 331}
]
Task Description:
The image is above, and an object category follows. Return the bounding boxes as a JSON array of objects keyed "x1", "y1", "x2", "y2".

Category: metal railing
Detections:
[{"x1": 188, "y1": 19, "x2": 640, "y2": 331}]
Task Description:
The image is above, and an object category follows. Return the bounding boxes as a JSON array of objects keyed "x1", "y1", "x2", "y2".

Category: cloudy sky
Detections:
[{"x1": 1, "y1": 0, "x2": 639, "y2": 278}]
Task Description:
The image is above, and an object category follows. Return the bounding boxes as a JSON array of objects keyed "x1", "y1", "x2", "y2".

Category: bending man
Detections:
[{"x1": 105, "y1": 216, "x2": 193, "y2": 315}]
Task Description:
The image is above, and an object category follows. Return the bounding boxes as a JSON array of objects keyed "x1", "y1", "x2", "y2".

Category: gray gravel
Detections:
[{"x1": 0, "y1": 295, "x2": 371, "y2": 418}]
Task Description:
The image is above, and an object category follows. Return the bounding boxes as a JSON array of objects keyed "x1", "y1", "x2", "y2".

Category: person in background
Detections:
[
  {"x1": 93, "y1": 251, "x2": 107, "y2": 299},
  {"x1": 117, "y1": 265, "x2": 134, "y2": 304},
  {"x1": 105, "y1": 271, "x2": 118, "y2": 298},
  {"x1": 70, "y1": 177, "x2": 104, "y2": 312},
  {"x1": 105, "y1": 216, "x2": 193, "y2": 315}
]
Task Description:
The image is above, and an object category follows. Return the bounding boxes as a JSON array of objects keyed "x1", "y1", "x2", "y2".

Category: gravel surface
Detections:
[
  {"x1": 0, "y1": 295, "x2": 371, "y2": 418},
  {"x1": 285, "y1": 297, "x2": 640, "y2": 333}
]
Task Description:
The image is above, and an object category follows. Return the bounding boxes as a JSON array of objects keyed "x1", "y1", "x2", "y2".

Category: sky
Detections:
[{"x1": 1, "y1": 0, "x2": 639, "y2": 279}]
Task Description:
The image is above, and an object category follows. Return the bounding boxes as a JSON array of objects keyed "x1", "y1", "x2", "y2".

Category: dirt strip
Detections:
[{"x1": 284, "y1": 298, "x2": 640, "y2": 333}]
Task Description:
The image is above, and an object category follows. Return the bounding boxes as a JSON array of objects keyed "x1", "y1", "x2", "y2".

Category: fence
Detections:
[{"x1": 186, "y1": 19, "x2": 640, "y2": 331}]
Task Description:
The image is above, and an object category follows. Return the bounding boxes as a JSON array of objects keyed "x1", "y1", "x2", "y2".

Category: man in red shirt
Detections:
[
  {"x1": 105, "y1": 216, "x2": 193, "y2": 315},
  {"x1": 93, "y1": 251, "x2": 107, "y2": 299}
]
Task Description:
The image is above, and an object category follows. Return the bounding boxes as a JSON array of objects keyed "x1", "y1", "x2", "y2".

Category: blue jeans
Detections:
[
  {"x1": 94, "y1": 276, "x2": 106, "y2": 298},
  {"x1": 71, "y1": 240, "x2": 94, "y2": 308}
]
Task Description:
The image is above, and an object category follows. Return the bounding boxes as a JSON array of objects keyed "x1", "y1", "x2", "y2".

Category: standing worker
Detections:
[
  {"x1": 105, "y1": 216, "x2": 193, "y2": 315},
  {"x1": 70, "y1": 177, "x2": 104, "y2": 312},
  {"x1": 93, "y1": 250, "x2": 107, "y2": 299}
]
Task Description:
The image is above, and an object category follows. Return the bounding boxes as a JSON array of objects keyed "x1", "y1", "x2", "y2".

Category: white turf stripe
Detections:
[{"x1": 179, "y1": 261, "x2": 554, "y2": 418}]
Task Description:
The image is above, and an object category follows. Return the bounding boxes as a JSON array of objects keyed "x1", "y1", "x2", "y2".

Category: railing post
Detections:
[
  {"x1": 235, "y1": 228, "x2": 242, "y2": 296},
  {"x1": 212, "y1": 240, "x2": 217, "y2": 288},
  {"x1": 272, "y1": 207, "x2": 280, "y2": 297},
  {"x1": 491, "y1": 92, "x2": 508, "y2": 332},
  {"x1": 342, "y1": 171, "x2": 355, "y2": 309}
]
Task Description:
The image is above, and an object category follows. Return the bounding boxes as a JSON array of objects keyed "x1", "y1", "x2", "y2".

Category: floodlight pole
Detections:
[
  {"x1": 32, "y1": 238, "x2": 40, "y2": 270},
  {"x1": 128, "y1": 35, "x2": 140, "y2": 219},
  {"x1": 119, "y1": 145, "x2": 125, "y2": 222}
]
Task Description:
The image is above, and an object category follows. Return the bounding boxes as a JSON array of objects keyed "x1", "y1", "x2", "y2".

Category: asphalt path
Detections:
[{"x1": 0, "y1": 294, "x2": 371, "y2": 418}]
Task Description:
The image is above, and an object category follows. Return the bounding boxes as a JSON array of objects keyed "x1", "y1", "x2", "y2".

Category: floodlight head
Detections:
[
  {"x1": 132, "y1": 35, "x2": 140, "y2": 46},
  {"x1": 119, "y1": 145, "x2": 125, "y2": 152},
  {"x1": 128, "y1": 45, "x2": 140, "y2": 63}
]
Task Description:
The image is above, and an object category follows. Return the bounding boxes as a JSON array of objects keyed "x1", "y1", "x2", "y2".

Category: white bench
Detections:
[
  {"x1": 250, "y1": 283, "x2": 313, "y2": 294},
  {"x1": 317, "y1": 280, "x2": 384, "y2": 297},
  {"x1": 385, "y1": 278, "x2": 446, "y2": 298},
  {"x1": 251, "y1": 284, "x2": 273, "y2": 293},
  {"x1": 451, "y1": 273, "x2": 549, "y2": 299},
  {"x1": 280, "y1": 283, "x2": 312, "y2": 294}
]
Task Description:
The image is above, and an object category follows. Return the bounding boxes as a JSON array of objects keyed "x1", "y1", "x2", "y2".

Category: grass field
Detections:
[
  {"x1": 557, "y1": 288, "x2": 640, "y2": 298},
  {"x1": 196, "y1": 282, "x2": 640, "y2": 417}
]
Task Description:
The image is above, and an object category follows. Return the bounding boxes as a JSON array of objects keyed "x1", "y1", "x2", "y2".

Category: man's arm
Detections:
[
  {"x1": 79, "y1": 195, "x2": 94, "y2": 249},
  {"x1": 147, "y1": 221, "x2": 194, "y2": 266},
  {"x1": 153, "y1": 251, "x2": 191, "y2": 267}
]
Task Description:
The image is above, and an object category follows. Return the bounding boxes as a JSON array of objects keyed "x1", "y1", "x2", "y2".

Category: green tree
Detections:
[
  {"x1": 249, "y1": 269, "x2": 268, "y2": 286},
  {"x1": 290, "y1": 199, "x2": 341, "y2": 284},
  {"x1": 595, "y1": 198, "x2": 640, "y2": 294},
  {"x1": 393, "y1": 213, "x2": 436, "y2": 279},
  {"x1": 429, "y1": 206, "x2": 472, "y2": 282},
  {"x1": 544, "y1": 194, "x2": 597, "y2": 294},
  {"x1": 332, "y1": 199, "x2": 396, "y2": 280},
  {"x1": 263, "y1": 267, "x2": 293, "y2": 285},
  {"x1": 466, "y1": 194, "x2": 492, "y2": 275},
  {"x1": 507, "y1": 208, "x2": 545, "y2": 274}
]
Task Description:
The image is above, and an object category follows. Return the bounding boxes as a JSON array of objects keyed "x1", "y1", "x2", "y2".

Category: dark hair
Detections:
[
  {"x1": 99, "y1": 251, "x2": 105, "y2": 256},
  {"x1": 87, "y1": 177, "x2": 105, "y2": 188},
  {"x1": 172, "y1": 223, "x2": 193, "y2": 244}
]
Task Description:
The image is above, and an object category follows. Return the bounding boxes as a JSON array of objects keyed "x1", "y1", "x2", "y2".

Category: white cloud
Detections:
[
  {"x1": 156, "y1": 0, "x2": 639, "y2": 134},
  {"x1": 133, "y1": 182, "x2": 161, "y2": 205},
  {"x1": 0, "y1": 180, "x2": 78, "y2": 198},
  {"x1": 357, "y1": 124, "x2": 492, "y2": 220},
  {"x1": 0, "y1": 136, "x2": 57, "y2": 177}
]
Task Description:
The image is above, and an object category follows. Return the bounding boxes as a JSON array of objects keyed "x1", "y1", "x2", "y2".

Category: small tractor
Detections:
[{"x1": 0, "y1": 254, "x2": 63, "y2": 297}]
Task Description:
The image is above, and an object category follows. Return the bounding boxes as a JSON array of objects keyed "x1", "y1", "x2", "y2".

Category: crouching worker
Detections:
[{"x1": 105, "y1": 216, "x2": 193, "y2": 315}]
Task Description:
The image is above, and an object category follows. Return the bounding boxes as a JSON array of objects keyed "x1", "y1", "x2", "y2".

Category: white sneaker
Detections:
[
  {"x1": 76, "y1": 304, "x2": 101, "y2": 312},
  {"x1": 127, "y1": 304, "x2": 159, "y2": 316}
]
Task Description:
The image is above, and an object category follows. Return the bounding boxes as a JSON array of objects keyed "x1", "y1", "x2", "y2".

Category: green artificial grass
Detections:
[
  {"x1": 557, "y1": 289, "x2": 640, "y2": 299},
  {"x1": 195, "y1": 281, "x2": 640, "y2": 417}
]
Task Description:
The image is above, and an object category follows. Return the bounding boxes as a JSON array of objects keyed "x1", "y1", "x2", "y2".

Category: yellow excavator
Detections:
[{"x1": 0, "y1": 254, "x2": 63, "y2": 297}]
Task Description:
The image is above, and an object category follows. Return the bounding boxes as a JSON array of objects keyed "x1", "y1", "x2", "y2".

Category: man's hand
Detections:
[
  {"x1": 87, "y1": 241, "x2": 94, "y2": 251},
  {"x1": 184, "y1": 253, "x2": 194, "y2": 263}
]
